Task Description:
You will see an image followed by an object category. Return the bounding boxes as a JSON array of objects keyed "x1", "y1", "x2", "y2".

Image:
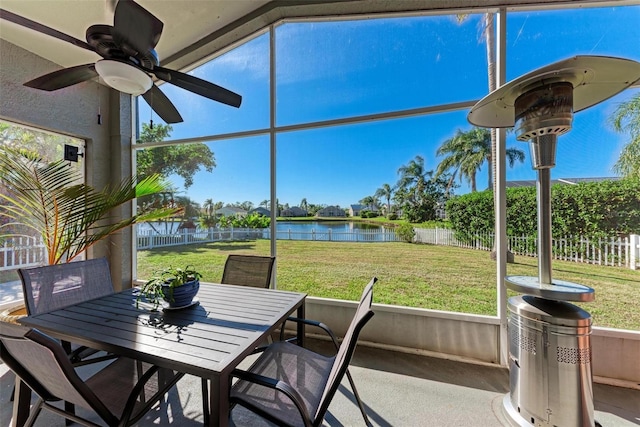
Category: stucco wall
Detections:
[
  {"x1": 0, "y1": 39, "x2": 134, "y2": 290},
  {"x1": 300, "y1": 297, "x2": 640, "y2": 387}
]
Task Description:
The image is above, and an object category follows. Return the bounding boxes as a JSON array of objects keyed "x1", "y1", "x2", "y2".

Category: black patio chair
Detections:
[
  {"x1": 202, "y1": 254, "x2": 277, "y2": 423},
  {"x1": 0, "y1": 323, "x2": 185, "y2": 427},
  {"x1": 18, "y1": 257, "x2": 116, "y2": 365},
  {"x1": 228, "y1": 277, "x2": 376, "y2": 427},
  {"x1": 221, "y1": 254, "x2": 276, "y2": 289}
]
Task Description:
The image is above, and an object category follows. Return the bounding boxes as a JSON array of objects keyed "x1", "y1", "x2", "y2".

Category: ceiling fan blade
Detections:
[
  {"x1": 25, "y1": 64, "x2": 98, "y2": 91},
  {"x1": 0, "y1": 9, "x2": 94, "y2": 52},
  {"x1": 142, "y1": 84, "x2": 183, "y2": 124},
  {"x1": 113, "y1": 0, "x2": 163, "y2": 55},
  {"x1": 153, "y1": 66, "x2": 242, "y2": 108}
]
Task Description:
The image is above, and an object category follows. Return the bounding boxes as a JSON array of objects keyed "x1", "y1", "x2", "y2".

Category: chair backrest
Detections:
[
  {"x1": 315, "y1": 277, "x2": 376, "y2": 423},
  {"x1": 19, "y1": 257, "x2": 114, "y2": 315},
  {"x1": 0, "y1": 324, "x2": 118, "y2": 425},
  {"x1": 221, "y1": 255, "x2": 275, "y2": 289}
]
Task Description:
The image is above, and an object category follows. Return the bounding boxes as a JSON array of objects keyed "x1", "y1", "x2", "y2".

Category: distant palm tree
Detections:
[
  {"x1": 435, "y1": 128, "x2": 525, "y2": 192},
  {"x1": 260, "y1": 199, "x2": 269, "y2": 208},
  {"x1": 397, "y1": 155, "x2": 432, "y2": 191},
  {"x1": 610, "y1": 93, "x2": 640, "y2": 179},
  {"x1": 359, "y1": 195, "x2": 377, "y2": 211},
  {"x1": 456, "y1": 13, "x2": 497, "y2": 189},
  {"x1": 300, "y1": 198, "x2": 308, "y2": 211},
  {"x1": 203, "y1": 198, "x2": 214, "y2": 216},
  {"x1": 375, "y1": 183, "x2": 394, "y2": 214}
]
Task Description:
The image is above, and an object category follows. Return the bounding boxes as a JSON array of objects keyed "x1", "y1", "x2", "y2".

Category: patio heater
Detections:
[{"x1": 468, "y1": 56, "x2": 640, "y2": 427}]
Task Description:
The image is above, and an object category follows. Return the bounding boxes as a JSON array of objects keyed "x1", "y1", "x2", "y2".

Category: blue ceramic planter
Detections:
[{"x1": 162, "y1": 280, "x2": 199, "y2": 308}]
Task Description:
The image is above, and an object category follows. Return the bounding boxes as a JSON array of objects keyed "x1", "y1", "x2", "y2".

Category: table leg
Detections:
[
  {"x1": 206, "y1": 373, "x2": 230, "y2": 427},
  {"x1": 12, "y1": 378, "x2": 31, "y2": 427},
  {"x1": 297, "y1": 303, "x2": 306, "y2": 348}
]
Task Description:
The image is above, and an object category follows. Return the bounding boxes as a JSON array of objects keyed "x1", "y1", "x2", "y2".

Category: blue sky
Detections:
[{"x1": 138, "y1": 5, "x2": 640, "y2": 209}]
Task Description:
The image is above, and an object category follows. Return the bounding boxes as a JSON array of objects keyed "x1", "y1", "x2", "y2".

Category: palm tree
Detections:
[
  {"x1": 300, "y1": 198, "x2": 308, "y2": 211},
  {"x1": 0, "y1": 148, "x2": 178, "y2": 264},
  {"x1": 375, "y1": 184, "x2": 394, "y2": 214},
  {"x1": 435, "y1": 127, "x2": 525, "y2": 192},
  {"x1": 396, "y1": 155, "x2": 445, "y2": 222},
  {"x1": 397, "y1": 155, "x2": 433, "y2": 203},
  {"x1": 610, "y1": 93, "x2": 640, "y2": 179},
  {"x1": 203, "y1": 198, "x2": 214, "y2": 216},
  {"x1": 456, "y1": 13, "x2": 497, "y2": 189},
  {"x1": 359, "y1": 195, "x2": 378, "y2": 211}
]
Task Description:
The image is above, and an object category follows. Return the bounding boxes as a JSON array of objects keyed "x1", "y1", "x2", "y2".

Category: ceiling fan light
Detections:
[{"x1": 95, "y1": 59, "x2": 152, "y2": 96}]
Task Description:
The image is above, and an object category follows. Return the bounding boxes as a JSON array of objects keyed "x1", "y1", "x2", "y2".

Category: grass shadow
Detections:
[{"x1": 145, "y1": 241, "x2": 257, "y2": 255}]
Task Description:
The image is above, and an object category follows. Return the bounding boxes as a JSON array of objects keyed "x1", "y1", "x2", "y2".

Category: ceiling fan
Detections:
[{"x1": 0, "y1": 0, "x2": 242, "y2": 124}]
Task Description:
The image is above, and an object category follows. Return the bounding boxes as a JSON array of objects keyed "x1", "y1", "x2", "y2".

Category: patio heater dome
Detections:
[
  {"x1": 468, "y1": 55, "x2": 640, "y2": 427},
  {"x1": 468, "y1": 55, "x2": 640, "y2": 128},
  {"x1": 469, "y1": 55, "x2": 640, "y2": 298}
]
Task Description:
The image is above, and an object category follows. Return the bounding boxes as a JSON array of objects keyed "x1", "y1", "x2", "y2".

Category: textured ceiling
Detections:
[{"x1": 0, "y1": 0, "x2": 270, "y2": 69}]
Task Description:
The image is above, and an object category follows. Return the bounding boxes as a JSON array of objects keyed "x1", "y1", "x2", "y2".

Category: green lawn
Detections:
[{"x1": 137, "y1": 239, "x2": 640, "y2": 330}]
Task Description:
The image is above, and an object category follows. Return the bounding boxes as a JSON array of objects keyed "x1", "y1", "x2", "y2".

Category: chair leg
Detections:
[
  {"x1": 201, "y1": 378, "x2": 209, "y2": 425},
  {"x1": 24, "y1": 398, "x2": 44, "y2": 427},
  {"x1": 137, "y1": 360, "x2": 146, "y2": 401},
  {"x1": 13, "y1": 378, "x2": 32, "y2": 427},
  {"x1": 345, "y1": 369, "x2": 371, "y2": 427},
  {"x1": 64, "y1": 402, "x2": 75, "y2": 426}
]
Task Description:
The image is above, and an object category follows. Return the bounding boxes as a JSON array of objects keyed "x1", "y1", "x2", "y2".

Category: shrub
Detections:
[
  {"x1": 361, "y1": 210, "x2": 379, "y2": 218},
  {"x1": 446, "y1": 178, "x2": 640, "y2": 242},
  {"x1": 387, "y1": 213, "x2": 398, "y2": 220},
  {"x1": 396, "y1": 222, "x2": 415, "y2": 243}
]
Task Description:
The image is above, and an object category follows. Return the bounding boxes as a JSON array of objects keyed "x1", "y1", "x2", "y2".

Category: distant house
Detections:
[
  {"x1": 505, "y1": 177, "x2": 620, "y2": 188},
  {"x1": 349, "y1": 204, "x2": 379, "y2": 217},
  {"x1": 316, "y1": 206, "x2": 345, "y2": 217},
  {"x1": 248, "y1": 207, "x2": 270, "y2": 216},
  {"x1": 216, "y1": 206, "x2": 247, "y2": 217},
  {"x1": 281, "y1": 206, "x2": 307, "y2": 217}
]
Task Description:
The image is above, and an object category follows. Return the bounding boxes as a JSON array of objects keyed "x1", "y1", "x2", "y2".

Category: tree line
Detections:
[{"x1": 134, "y1": 92, "x2": 639, "y2": 225}]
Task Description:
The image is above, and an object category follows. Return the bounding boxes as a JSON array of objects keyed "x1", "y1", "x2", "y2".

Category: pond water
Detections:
[
  {"x1": 137, "y1": 220, "x2": 399, "y2": 243},
  {"x1": 276, "y1": 221, "x2": 386, "y2": 232},
  {"x1": 271, "y1": 221, "x2": 398, "y2": 242}
]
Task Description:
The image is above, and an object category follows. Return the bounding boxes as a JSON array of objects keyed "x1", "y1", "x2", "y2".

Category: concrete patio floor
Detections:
[{"x1": 1, "y1": 338, "x2": 638, "y2": 426}]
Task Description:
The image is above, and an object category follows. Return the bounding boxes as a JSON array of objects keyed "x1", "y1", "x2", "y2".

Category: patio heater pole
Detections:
[{"x1": 468, "y1": 56, "x2": 640, "y2": 427}]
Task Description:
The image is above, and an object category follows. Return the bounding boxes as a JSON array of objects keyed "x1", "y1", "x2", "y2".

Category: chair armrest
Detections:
[
  {"x1": 280, "y1": 317, "x2": 340, "y2": 351},
  {"x1": 231, "y1": 369, "x2": 313, "y2": 427}
]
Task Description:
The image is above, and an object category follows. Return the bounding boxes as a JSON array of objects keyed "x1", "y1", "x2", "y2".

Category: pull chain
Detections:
[
  {"x1": 149, "y1": 89, "x2": 154, "y2": 130},
  {"x1": 97, "y1": 85, "x2": 102, "y2": 125}
]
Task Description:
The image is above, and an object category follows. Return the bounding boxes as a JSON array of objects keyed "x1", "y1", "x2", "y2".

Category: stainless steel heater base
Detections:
[
  {"x1": 505, "y1": 295, "x2": 594, "y2": 427},
  {"x1": 503, "y1": 394, "x2": 535, "y2": 427}
]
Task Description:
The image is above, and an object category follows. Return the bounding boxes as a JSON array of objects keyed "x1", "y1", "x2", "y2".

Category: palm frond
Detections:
[{"x1": 0, "y1": 147, "x2": 180, "y2": 264}]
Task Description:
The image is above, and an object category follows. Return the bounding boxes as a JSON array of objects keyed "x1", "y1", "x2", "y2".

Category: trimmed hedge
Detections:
[{"x1": 446, "y1": 178, "x2": 640, "y2": 243}]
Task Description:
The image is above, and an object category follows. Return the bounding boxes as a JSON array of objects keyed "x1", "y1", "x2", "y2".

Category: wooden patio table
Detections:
[{"x1": 17, "y1": 283, "x2": 306, "y2": 427}]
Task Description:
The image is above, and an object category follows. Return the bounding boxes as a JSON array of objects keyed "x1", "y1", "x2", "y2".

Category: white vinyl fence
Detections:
[
  {"x1": 263, "y1": 228, "x2": 402, "y2": 242},
  {"x1": 0, "y1": 235, "x2": 45, "y2": 271},
  {"x1": 137, "y1": 227, "x2": 264, "y2": 249},
  {"x1": 415, "y1": 228, "x2": 640, "y2": 269},
  {"x1": 2, "y1": 230, "x2": 639, "y2": 271}
]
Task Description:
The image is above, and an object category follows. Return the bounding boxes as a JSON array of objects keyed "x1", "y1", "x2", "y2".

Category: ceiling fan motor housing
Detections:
[
  {"x1": 0, "y1": 1, "x2": 241, "y2": 125},
  {"x1": 514, "y1": 82, "x2": 573, "y2": 170}
]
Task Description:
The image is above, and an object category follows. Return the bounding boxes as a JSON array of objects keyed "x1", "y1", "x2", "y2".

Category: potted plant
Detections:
[{"x1": 137, "y1": 265, "x2": 202, "y2": 310}]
